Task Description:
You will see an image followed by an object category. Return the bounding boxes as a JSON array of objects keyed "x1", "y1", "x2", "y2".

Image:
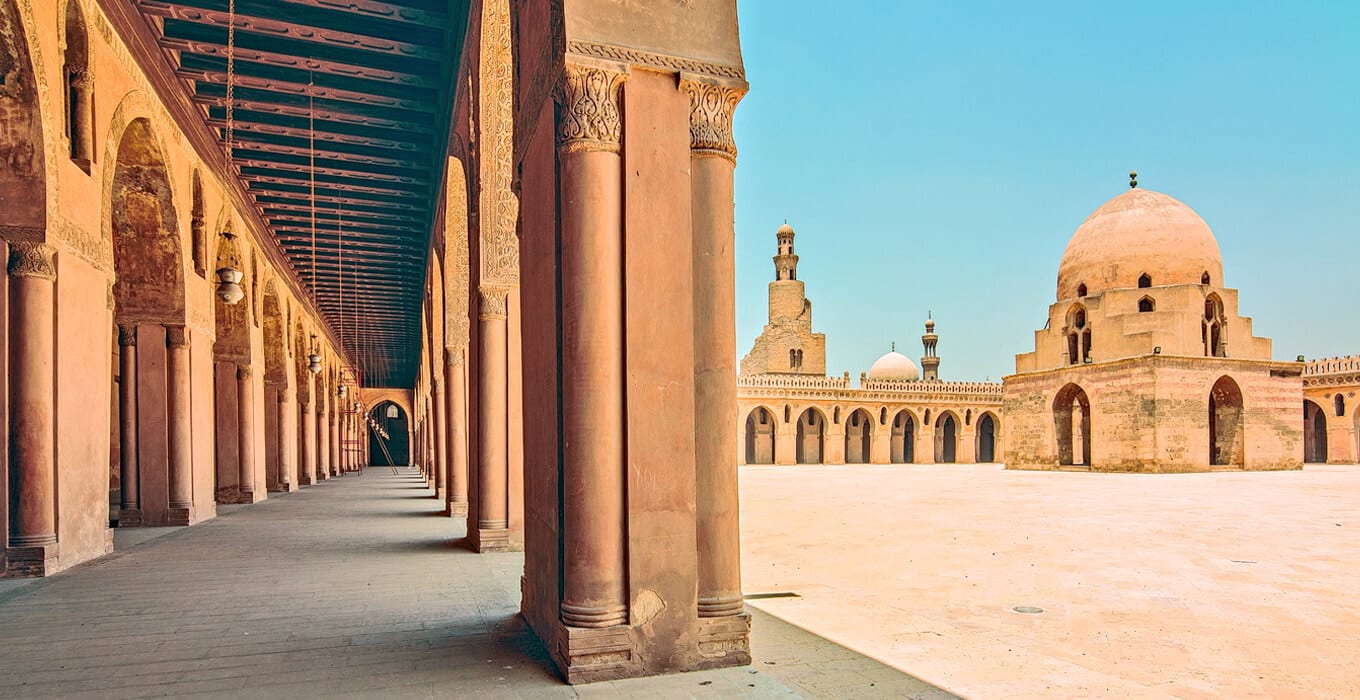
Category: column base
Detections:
[
  {"x1": 165, "y1": 506, "x2": 194, "y2": 527},
  {"x1": 556, "y1": 624, "x2": 636, "y2": 684},
  {"x1": 238, "y1": 489, "x2": 263, "y2": 504},
  {"x1": 695, "y1": 613, "x2": 752, "y2": 668},
  {"x1": 470, "y1": 526, "x2": 516, "y2": 552},
  {"x1": 2, "y1": 543, "x2": 63, "y2": 578},
  {"x1": 447, "y1": 501, "x2": 468, "y2": 517},
  {"x1": 268, "y1": 482, "x2": 298, "y2": 493},
  {"x1": 118, "y1": 508, "x2": 144, "y2": 528}
]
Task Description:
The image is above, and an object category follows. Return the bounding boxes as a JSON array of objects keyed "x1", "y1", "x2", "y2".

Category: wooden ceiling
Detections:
[{"x1": 126, "y1": 0, "x2": 467, "y2": 386}]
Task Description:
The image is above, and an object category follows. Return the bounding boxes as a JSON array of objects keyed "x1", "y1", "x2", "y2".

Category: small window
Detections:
[
  {"x1": 1337, "y1": 394, "x2": 1346, "y2": 417},
  {"x1": 1138, "y1": 273, "x2": 1152, "y2": 288},
  {"x1": 833, "y1": 406, "x2": 841, "y2": 424},
  {"x1": 923, "y1": 409, "x2": 932, "y2": 424},
  {"x1": 1074, "y1": 309, "x2": 1086, "y2": 329},
  {"x1": 1138, "y1": 297, "x2": 1155, "y2": 313},
  {"x1": 965, "y1": 409, "x2": 972, "y2": 425},
  {"x1": 880, "y1": 407, "x2": 887, "y2": 424},
  {"x1": 1201, "y1": 272, "x2": 1211, "y2": 285},
  {"x1": 784, "y1": 405, "x2": 791, "y2": 423},
  {"x1": 1076, "y1": 283, "x2": 1087, "y2": 297},
  {"x1": 386, "y1": 405, "x2": 399, "y2": 419}
]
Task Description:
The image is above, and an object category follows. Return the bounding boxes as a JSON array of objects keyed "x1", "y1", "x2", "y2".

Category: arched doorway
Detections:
[
  {"x1": 976, "y1": 413, "x2": 998, "y2": 463},
  {"x1": 369, "y1": 401, "x2": 410, "y2": 466},
  {"x1": 795, "y1": 408, "x2": 825, "y2": 464},
  {"x1": 845, "y1": 408, "x2": 872, "y2": 464},
  {"x1": 934, "y1": 412, "x2": 958, "y2": 463},
  {"x1": 1304, "y1": 399, "x2": 1328, "y2": 463},
  {"x1": 1054, "y1": 383, "x2": 1091, "y2": 467},
  {"x1": 1209, "y1": 376, "x2": 1244, "y2": 467},
  {"x1": 890, "y1": 410, "x2": 915, "y2": 463},
  {"x1": 744, "y1": 407, "x2": 775, "y2": 465}
]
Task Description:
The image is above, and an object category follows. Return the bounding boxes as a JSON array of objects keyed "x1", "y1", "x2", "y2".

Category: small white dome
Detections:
[{"x1": 868, "y1": 351, "x2": 920, "y2": 381}]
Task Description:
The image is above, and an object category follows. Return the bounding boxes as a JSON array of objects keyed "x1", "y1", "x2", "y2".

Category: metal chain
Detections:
[{"x1": 309, "y1": 72, "x2": 316, "y2": 296}]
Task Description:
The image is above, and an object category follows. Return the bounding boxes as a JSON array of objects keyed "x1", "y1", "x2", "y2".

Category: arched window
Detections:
[
  {"x1": 965, "y1": 409, "x2": 972, "y2": 425},
  {"x1": 833, "y1": 406, "x2": 840, "y2": 424},
  {"x1": 784, "y1": 405, "x2": 791, "y2": 423},
  {"x1": 1201, "y1": 271, "x2": 1211, "y2": 285},
  {"x1": 789, "y1": 349, "x2": 796, "y2": 368},
  {"x1": 1337, "y1": 394, "x2": 1346, "y2": 417},
  {"x1": 64, "y1": 0, "x2": 93, "y2": 171},
  {"x1": 386, "y1": 404, "x2": 400, "y2": 419},
  {"x1": 1076, "y1": 282, "x2": 1087, "y2": 297},
  {"x1": 1138, "y1": 273, "x2": 1152, "y2": 288},
  {"x1": 880, "y1": 407, "x2": 887, "y2": 424},
  {"x1": 1138, "y1": 296, "x2": 1155, "y2": 313}
]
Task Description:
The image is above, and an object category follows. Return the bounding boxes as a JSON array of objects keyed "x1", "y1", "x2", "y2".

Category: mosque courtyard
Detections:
[{"x1": 739, "y1": 463, "x2": 1360, "y2": 699}]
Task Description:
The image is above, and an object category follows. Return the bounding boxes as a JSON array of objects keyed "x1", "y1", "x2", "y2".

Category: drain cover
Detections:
[{"x1": 1012, "y1": 606, "x2": 1044, "y2": 614}]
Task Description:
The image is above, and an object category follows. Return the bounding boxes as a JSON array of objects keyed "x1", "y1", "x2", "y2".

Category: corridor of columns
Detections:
[{"x1": 3, "y1": 0, "x2": 780, "y2": 687}]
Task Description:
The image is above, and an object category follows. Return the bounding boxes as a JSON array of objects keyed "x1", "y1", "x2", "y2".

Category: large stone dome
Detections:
[
  {"x1": 1056, "y1": 188, "x2": 1224, "y2": 300},
  {"x1": 868, "y1": 351, "x2": 920, "y2": 381}
]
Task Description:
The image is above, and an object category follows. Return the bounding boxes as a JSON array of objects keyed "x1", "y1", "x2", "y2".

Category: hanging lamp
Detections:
[{"x1": 215, "y1": 0, "x2": 244, "y2": 305}]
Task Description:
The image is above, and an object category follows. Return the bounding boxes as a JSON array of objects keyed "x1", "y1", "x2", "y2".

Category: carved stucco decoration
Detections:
[
  {"x1": 479, "y1": 286, "x2": 509, "y2": 320},
  {"x1": 6, "y1": 241, "x2": 57, "y2": 279},
  {"x1": 445, "y1": 157, "x2": 470, "y2": 350},
  {"x1": 679, "y1": 78, "x2": 747, "y2": 163},
  {"x1": 478, "y1": 0, "x2": 519, "y2": 286},
  {"x1": 567, "y1": 40, "x2": 745, "y2": 81},
  {"x1": 556, "y1": 63, "x2": 625, "y2": 153}
]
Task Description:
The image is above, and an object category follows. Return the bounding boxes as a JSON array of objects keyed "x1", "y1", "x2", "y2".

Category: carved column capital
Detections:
[
  {"x1": 446, "y1": 346, "x2": 465, "y2": 367},
  {"x1": 165, "y1": 325, "x2": 189, "y2": 348},
  {"x1": 478, "y1": 286, "x2": 510, "y2": 320},
  {"x1": 277, "y1": 387, "x2": 292, "y2": 403},
  {"x1": 680, "y1": 78, "x2": 747, "y2": 163},
  {"x1": 118, "y1": 324, "x2": 138, "y2": 347},
  {"x1": 69, "y1": 67, "x2": 92, "y2": 88},
  {"x1": 7, "y1": 242, "x2": 57, "y2": 280},
  {"x1": 237, "y1": 365, "x2": 253, "y2": 381},
  {"x1": 556, "y1": 63, "x2": 627, "y2": 154}
]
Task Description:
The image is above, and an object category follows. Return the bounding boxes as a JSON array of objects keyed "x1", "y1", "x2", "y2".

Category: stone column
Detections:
[
  {"x1": 165, "y1": 325, "x2": 194, "y2": 525},
  {"x1": 69, "y1": 69, "x2": 94, "y2": 169},
  {"x1": 6, "y1": 243, "x2": 59, "y2": 572},
  {"x1": 446, "y1": 349, "x2": 469, "y2": 515},
  {"x1": 683, "y1": 78, "x2": 746, "y2": 619},
  {"x1": 301, "y1": 399, "x2": 316, "y2": 485},
  {"x1": 277, "y1": 388, "x2": 294, "y2": 489},
  {"x1": 474, "y1": 287, "x2": 510, "y2": 550},
  {"x1": 433, "y1": 379, "x2": 447, "y2": 500},
  {"x1": 317, "y1": 397, "x2": 329, "y2": 480},
  {"x1": 118, "y1": 324, "x2": 143, "y2": 525},
  {"x1": 557, "y1": 63, "x2": 628, "y2": 628},
  {"x1": 330, "y1": 403, "x2": 340, "y2": 476},
  {"x1": 236, "y1": 366, "x2": 256, "y2": 502}
]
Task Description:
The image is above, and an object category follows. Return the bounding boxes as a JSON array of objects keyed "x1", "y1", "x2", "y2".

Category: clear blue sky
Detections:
[{"x1": 732, "y1": 1, "x2": 1359, "y2": 382}]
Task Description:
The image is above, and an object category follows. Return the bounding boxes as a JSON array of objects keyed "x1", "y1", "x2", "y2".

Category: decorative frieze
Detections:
[
  {"x1": 680, "y1": 79, "x2": 746, "y2": 162},
  {"x1": 478, "y1": 0, "x2": 519, "y2": 285},
  {"x1": 7, "y1": 241, "x2": 56, "y2": 280},
  {"x1": 556, "y1": 64, "x2": 626, "y2": 154}
]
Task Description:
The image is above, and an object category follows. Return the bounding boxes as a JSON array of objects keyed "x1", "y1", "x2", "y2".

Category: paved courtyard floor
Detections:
[
  {"x1": 738, "y1": 463, "x2": 1360, "y2": 699},
  {"x1": 0, "y1": 467, "x2": 947, "y2": 699}
]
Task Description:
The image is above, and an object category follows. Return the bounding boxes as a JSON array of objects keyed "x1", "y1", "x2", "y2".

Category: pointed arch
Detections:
[
  {"x1": 795, "y1": 407, "x2": 826, "y2": 464},
  {"x1": 1138, "y1": 296, "x2": 1155, "y2": 313},
  {"x1": 976, "y1": 412, "x2": 999, "y2": 463},
  {"x1": 845, "y1": 408, "x2": 873, "y2": 464},
  {"x1": 110, "y1": 118, "x2": 185, "y2": 324},
  {"x1": 744, "y1": 406, "x2": 776, "y2": 465},
  {"x1": 933, "y1": 410, "x2": 959, "y2": 463},
  {"x1": 1054, "y1": 383, "x2": 1092, "y2": 467},
  {"x1": 890, "y1": 409, "x2": 916, "y2": 463},
  {"x1": 0, "y1": 0, "x2": 50, "y2": 237},
  {"x1": 1209, "y1": 376, "x2": 1244, "y2": 467}
]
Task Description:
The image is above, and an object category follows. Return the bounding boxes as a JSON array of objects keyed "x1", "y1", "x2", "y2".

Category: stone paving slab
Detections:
[{"x1": 0, "y1": 467, "x2": 945, "y2": 699}]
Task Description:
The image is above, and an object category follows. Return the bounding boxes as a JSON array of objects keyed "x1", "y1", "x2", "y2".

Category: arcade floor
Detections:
[{"x1": 0, "y1": 467, "x2": 946, "y2": 699}]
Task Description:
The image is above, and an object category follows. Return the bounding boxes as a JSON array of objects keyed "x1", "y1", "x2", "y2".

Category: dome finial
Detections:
[
  {"x1": 1129, "y1": 170, "x2": 1138, "y2": 189},
  {"x1": 891, "y1": 341, "x2": 895, "y2": 352}
]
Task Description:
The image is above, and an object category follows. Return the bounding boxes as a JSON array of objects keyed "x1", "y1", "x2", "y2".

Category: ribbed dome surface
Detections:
[
  {"x1": 1057, "y1": 188, "x2": 1223, "y2": 300},
  {"x1": 868, "y1": 351, "x2": 920, "y2": 381}
]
